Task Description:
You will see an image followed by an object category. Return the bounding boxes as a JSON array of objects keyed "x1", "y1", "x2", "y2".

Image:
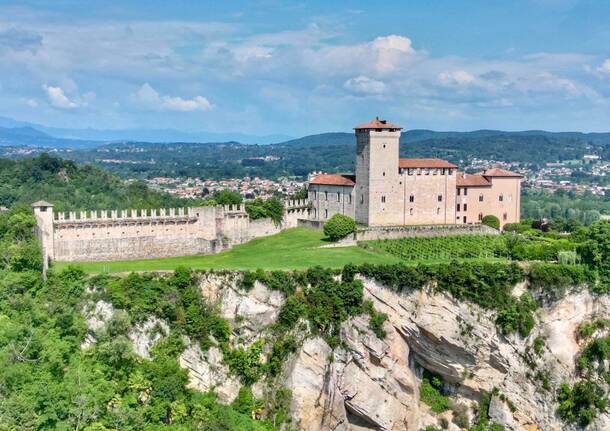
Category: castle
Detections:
[
  {"x1": 32, "y1": 117, "x2": 522, "y2": 264},
  {"x1": 307, "y1": 118, "x2": 522, "y2": 227}
]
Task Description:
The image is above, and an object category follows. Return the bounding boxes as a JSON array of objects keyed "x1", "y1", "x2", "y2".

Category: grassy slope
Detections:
[{"x1": 56, "y1": 227, "x2": 400, "y2": 273}]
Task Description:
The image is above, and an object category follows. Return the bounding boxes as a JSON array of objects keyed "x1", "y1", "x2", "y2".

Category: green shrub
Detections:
[
  {"x1": 482, "y1": 215, "x2": 500, "y2": 230},
  {"x1": 223, "y1": 341, "x2": 265, "y2": 385},
  {"x1": 495, "y1": 292, "x2": 538, "y2": 337},
  {"x1": 557, "y1": 381, "x2": 608, "y2": 426},
  {"x1": 419, "y1": 372, "x2": 451, "y2": 413},
  {"x1": 231, "y1": 386, "x2": 263, "y2": 416},
  {"x1": 363, "y1": 299, "x2": 388, "y2": 339},
  {"x1": 245, "y1": 198, "x2": 285, "y2": 224},
  {"x1": 323, "y1": 214, "x2": 357, "y2": 241},
  {"x1": 528, "y1": 263, "x2": 595, "y2": 300}
]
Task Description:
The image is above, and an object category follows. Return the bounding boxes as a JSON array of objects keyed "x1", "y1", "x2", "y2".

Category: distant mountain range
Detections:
[
  {"x1": 0, "y1": 116, "x2": 292, "y2": 147},
  {"x1": 1, "y1": 115, "x2": 610, "y2": 153}
]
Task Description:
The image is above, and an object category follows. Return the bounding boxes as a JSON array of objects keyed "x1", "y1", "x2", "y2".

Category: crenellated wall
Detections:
[{"x1": 33, "y1": 200, "x2": 310, "y2": 262}]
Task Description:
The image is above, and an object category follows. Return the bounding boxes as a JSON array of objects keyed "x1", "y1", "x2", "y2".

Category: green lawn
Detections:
[{"x1": 54, "y1": 228, "x2": 400, "y2": 274}]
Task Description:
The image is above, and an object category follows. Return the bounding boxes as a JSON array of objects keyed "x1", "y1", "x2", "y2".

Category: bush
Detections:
[
  {"x1": 482, "y1": 215, "x2": 500, "y2": 230},
  {"x1": 419, "y1": 372, "x2": 451, "y2": 413},
  {"x1": 557, "y1": 381, "x2": 608, "y2": 426},
  {"x1": 527, "y1": 264, "x2": 595, "y2": 300},
  {"x1": 245, "y1": 198, "x2": 285, "y2": 224},
  {"x1": 323, "y1": 214, "x2": 357, "y2": 241}
]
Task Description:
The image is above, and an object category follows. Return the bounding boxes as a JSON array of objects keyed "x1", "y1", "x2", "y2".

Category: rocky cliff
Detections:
[{"x1": 83, "y1": 272, "x2": 610, "y2": 431}]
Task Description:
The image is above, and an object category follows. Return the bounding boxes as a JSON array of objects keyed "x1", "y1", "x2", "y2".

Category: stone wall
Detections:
[{"x1": 35, "y1": 200, "x2": 309, "y2": 262}]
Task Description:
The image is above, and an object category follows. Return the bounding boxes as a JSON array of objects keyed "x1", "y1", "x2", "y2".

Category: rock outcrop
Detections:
[{"x1": 83, "y1": 273, "x2": 610, "y2": 430}]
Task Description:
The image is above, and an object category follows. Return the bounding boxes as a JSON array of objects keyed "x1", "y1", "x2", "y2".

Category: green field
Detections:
[{"x1": 55, "y1": 228, "x2": 400, "y2": 273}]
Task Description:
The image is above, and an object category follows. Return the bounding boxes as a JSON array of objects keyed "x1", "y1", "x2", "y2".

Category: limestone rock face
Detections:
[
  {"x1": 81, "y1": 300, "x2": 115, "y2": 348},
  {"x1": 128, "y1": 317, "x2": 169, "y2": 360},
  {"x1": 179, "y1": 342, "x2": 241, "y2": 404},
  {"x1": 86, "y1": 273, "x2": 610, "y2": 430}
]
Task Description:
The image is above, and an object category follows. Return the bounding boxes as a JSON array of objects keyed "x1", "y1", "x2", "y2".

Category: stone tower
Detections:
[
  {"x1": 31, "y1": 200, "x2": 55, "y2": 272},
  {"x1": 354, "y1": 117, "x2": 403, "y2": 226}
]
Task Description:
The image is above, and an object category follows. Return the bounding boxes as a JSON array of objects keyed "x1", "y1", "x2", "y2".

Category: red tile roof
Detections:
[
  {"x1": 398, "y1": 158, "x2": 458, "y2": 169},
  {"x1": 354, "y1": 117, "x2": 402, "y2": 130},
  {"x1": 456, "y1": 173, "x2": 491, "y2": 187},
  {"x1": 309, "y1": 173, "x2": 356, "y2": 187},
  {"x1": 480, "y1": 168, "x2": 523, "y2": 178}
]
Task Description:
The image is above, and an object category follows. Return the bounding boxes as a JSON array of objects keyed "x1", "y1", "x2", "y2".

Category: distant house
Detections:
[{"x1": 307, "y1": 117, "x2": 522, "y2": 228}]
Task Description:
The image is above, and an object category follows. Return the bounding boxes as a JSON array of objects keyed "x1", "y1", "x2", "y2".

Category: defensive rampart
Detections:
[{"x1": 32, "y1": 200, "x2": 309, "y2": 262}]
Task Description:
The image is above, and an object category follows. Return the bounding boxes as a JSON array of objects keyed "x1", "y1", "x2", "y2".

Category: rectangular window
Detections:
[
  {"x1": 437, "y1": 194, "x2": 443, "y2": 202},
  {"x1": 499, "y1": 194, "x2": 504, "y2": 202},
  {"x1": 503, "y1": 212, "x2": 508, "y2": 221},
  {"x1": 464, "y1": 203, "x2": 468, "y2": 211},
  {"x1": 381, "y1": 196, "x2": 386, "y2": 203},
  {"x1": 348, "y1": 194, "x2": 352, "y2": 204},
  {"x1": 325, "y1": 191, "x2": 328, "y2": 200},
  {"x1": 463, "y1": 216, "x2": 467, "y2": 223},
  {"x1": 409, "y1": 195, "x2": 415, "y2": 203},
  {"x1": 457, "y1": 203, "x2": 461, "y2": 212},
  {"x1": 337, "y1": 192, "x2": 340, "y2": 202},
  {"x1": 464, "y1": 188, "x2": 468, "y2": 196},
  {"x1": 479, "y1": 194, "x2": 483, "y2": 202},
  {"x1": 325, "y1": 209, "x2": 328, "y2": 219},
  {"x1": 457, "y1": 188, "x2": 461, "y2": 196}
]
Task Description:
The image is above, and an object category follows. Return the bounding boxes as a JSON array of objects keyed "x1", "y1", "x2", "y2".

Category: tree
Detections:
[
  {"x1": 213, "y1": 190, "x2": 242, "y2": 206},
  {"x1": 323, "y1": 214, "x2": 357, "y2": 241},
  {"x1": 481, "y1": 215, "x2": 500, "y2": 230}
]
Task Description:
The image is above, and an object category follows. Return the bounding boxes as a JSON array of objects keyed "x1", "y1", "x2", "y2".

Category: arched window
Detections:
[
  {"x1": 409, "y1": 194, "x2": 415, "y2": 203},
  {"x1": 437, "y1": 207, "x2": 440, "y2": 215},
  {"x1": 409, "y1": 208, "x2": 413, "y2": 215},
  {"x1": 478, "y1": 213, "x2": 483, "y2": 221}
]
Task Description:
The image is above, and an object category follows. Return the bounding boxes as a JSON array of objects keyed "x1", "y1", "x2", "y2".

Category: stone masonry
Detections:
[
  {"x1": 308, "y1": 117, "x2": 523, "y2": 228},
  {"x1": 32, "y1": 200, "x2": 309, "y2": 263}
]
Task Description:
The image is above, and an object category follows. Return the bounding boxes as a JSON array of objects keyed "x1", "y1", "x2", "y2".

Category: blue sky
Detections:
[{"x1": 1, "y1": 0, "x2": 610, "y2": 135}]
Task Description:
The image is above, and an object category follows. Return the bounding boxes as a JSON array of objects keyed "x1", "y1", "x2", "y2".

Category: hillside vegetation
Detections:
[
  {"x1": 2, "y1": 203, "x2": 610, "y2": 429},
  {"x1": 0, "y1": 154, "x2": 187, "y2": 212}
]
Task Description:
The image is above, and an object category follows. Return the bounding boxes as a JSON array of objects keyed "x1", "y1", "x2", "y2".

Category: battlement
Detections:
[
  {"x1": 54, "y1": 207, "x2": 194, "y2": 223},
  {"x1": 34, "y1": 198, "x2": 311, "y2": 262}
]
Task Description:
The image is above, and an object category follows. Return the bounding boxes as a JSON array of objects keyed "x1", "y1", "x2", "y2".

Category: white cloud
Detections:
[
  {"x1": 597, "y1": 59, "x2": 610, "y2": 74},
  {"x1": 21, "y1": 98, "x2": 39, "y2": 107},
  {"x1": 344, "y1": 76, "x2": 386, "y2": 94},
  {"x1": 43, "y1": 85, "x2": 79, "y2": 108},
  {"x1": 438, "y1": 70, "x2": 476, "y2": 86},
  {"x1": 134, "y1": 83, "x2": 213, "y2": 111},
  {"x1": 304, "y1": 35, "x2": 419, "y2": 77}
]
